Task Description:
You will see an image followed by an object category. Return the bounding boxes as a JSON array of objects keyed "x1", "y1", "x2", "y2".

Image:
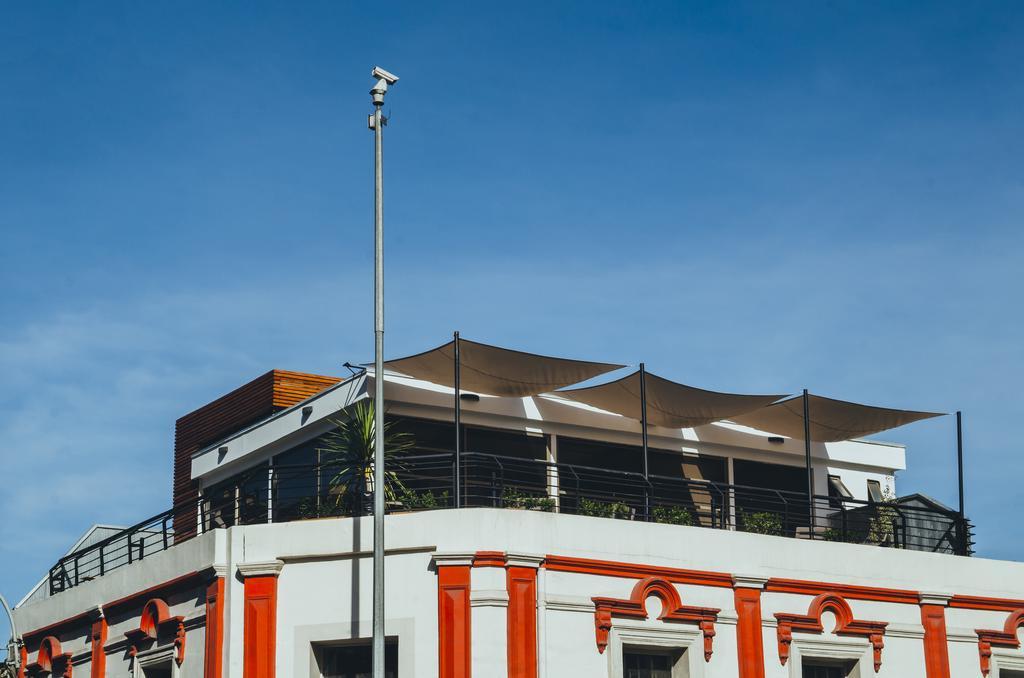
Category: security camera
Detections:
[{"x1": 372, "y1": 66, "x2": 399, "y2": 85}]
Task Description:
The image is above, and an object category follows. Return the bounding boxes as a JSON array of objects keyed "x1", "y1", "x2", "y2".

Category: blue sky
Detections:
[{"x1": 1, "y1": 1, "x2": 1022, "y2": 621}]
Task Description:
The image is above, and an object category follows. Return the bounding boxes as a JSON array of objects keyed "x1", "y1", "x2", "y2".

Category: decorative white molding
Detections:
[
  {"x1": 884, "y1": 623, "x2": 926, "y2": 640},
  {"x1": 236, "y1": 559, "x2": 284, "y2": 578},
  {"x1": 431, "y1": 552, "x2": 475, "y2": 567},
  {"x1": 209, "y1": 563, "x2": 229, "y2": 578},
  {"x1": 946, "y1": 628, "x2": 982, "y2": 644},
  {"x1": 543, "y1": 594, "x2": 595, "y2": 614},
  {"x1": 786, "y1": 636, "x2": 870, "y2": 678},
  {"x1": 470, "y1": 589, "x2": 510, "y2": 608},
  {"x1": 505, "y1": 552, "x2": 545, "y2": 568},
  {"x1": 733, "y1": 575, "x2": 769, "y2": 590},
  {"x1": 607, "y1": 622, "x2": 706, "y2": 678},
  {"x1": 919, "y1": 591, "x2": 953, "y2": 607}
]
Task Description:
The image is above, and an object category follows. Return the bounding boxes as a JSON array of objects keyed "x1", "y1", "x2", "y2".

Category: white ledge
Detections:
[{"x1": 236, "y1": 560, "x2": 285, "y2": 578}]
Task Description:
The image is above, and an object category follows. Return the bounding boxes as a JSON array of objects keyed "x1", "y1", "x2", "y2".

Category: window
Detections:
[
  {"x1": 316, "y1": 641, "x2": 398, "y2": 678},
  {"x1": 802, "y1": 661, "x2": 852, "y2": 678},
  {"x1": 827, "y1": 475, "x2": 852, "y2": 509},
  {"x1": 623, "y1": 649, "x2": 682, "y2": 678},
  {"x1": 141, "y1": 663, "x2": 173, "y2": 678},
  {"x1": 866, "y1": 480, "x2": 883, "y2": 503}
]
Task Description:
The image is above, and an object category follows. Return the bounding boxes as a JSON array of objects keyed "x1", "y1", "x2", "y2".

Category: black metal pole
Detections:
[
  {"x1": 957, "y1": 411, "x2": 964, "y2": 518},
  {"x1": 803, "y1": 389, "x2": 814, "y2": 530},
  {"x1": 454, "y1": 331, "x2": 461, "y2": 508},
  {"x1": 639, "y1": 363, "x2": 650, "y2": 521}
]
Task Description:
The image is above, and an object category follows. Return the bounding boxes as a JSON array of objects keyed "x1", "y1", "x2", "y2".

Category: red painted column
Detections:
[
  {"x1": 204, "y1": 576, "x2": 226, "y2": 678},
  {"x1": 733, "y1": 576, "x2": 768, "y2": 678},
  {"x1": 506, "y1": 555, "x2": 542, "y2": 678},
  {"x1": 239, "y1": 561, "x2": 284, "y2": 678},
  {"x1": 920, "y1": 593, "x2": 953, "y2": 678},
  {"x1": 436, "y1": 555, "x2": 473, "y2": 678},
  {"x1": 18, "y1": 646, "x2": 27, "y2": 678},
  {"x1": 90, "y1": 616, "x2": 107, "y2": 678}
]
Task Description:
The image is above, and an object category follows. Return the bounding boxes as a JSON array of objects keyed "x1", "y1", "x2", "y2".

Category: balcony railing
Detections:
[{"x1": 48, "y1": 451, "x2": 973, "y2": 595}]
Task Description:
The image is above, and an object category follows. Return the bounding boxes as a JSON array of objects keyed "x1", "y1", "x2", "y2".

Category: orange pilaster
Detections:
[
  {"x1": 921, "y1": 603, "x2": 952, "y2": 678},
  {"x1": 243, "y1": 575, "x2": 279, "y2": 678},
  {"x1": 438, "y1": 565, "x2": 472, "y2": 678},
  {"x1": 90, "y1": 617, "x2": 107, "y2": 678},
  {"x1": 734, "y1": 584, "x2": 766, "y2": 678},
  {"x1": 507, "y1": 566, "x2": 538, "y2": 678},
  {"x1": 205, "y1": 577, "x2": 225, "y2": 678}
]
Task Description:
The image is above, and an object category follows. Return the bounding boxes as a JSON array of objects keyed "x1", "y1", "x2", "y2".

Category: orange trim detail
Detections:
[
  {"x1": 734, "y1": 588, "x2": 765, "y2": 678},
  {"x1": 24, "y1": 569, "x2": 210, "y2": 643},
  {"x1": 438, "y1": 565, "x2": 472, "y2": 678},
  {"x1": 125, "y1": 598, "x2": 186, "y2": 667},
  {"x1": 976, "y1": 608, "x2": 1024, "y2": 676},
  {"x1": 507, "y1": 566, "x2": 538, "y2": 678},
  {"x1": 473, "y1": 551, "x2": 507, "y2": 568},
  {"x1": 775, "y1": 593, "x2": 887, "y2": 672},
  {"x1": 204, "y1": 577, "x2": 226, "y2": 678},
  {"x1": 244, "y1": 576, "x2": 279, "y2": 678},
  {"x1": 766, "y1": 578, "x2": 919, "y2": 604},
  {"x1": 920, "y1": 604, "x2": 951, "y2": 678},
  {"x1": 90, "y1": 618, "x2": 107, "y2": 678},
  {"x1": 592, "y1": 577, "x2": 719, "y2": 660},
  {"x1": 27, "y1": 636, "x2": 73, "y2": 678},
  {"x1": 544, "y1": 555, "x2": 733, "y2": 588},
  {"x1": 951, "y1": 595, "x2": 1024, "y2": 612}
]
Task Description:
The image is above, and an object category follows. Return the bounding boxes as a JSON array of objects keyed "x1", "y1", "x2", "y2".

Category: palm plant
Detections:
[{"x1": 319, "y1": 400, "x2": 415, "y2": 515}]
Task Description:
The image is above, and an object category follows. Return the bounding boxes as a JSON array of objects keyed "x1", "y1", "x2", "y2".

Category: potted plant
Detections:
[
  {"x1": 318, "y1": 401, "x2": 415, "y2": 517},
  {"x1": 738, "y1": 510, "x2": 783, "y2": 536}
]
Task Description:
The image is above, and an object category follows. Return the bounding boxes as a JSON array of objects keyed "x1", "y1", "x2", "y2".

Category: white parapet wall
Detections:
[{"x1": 14, "y1": 509, "x2": 1024, "y2": 678}]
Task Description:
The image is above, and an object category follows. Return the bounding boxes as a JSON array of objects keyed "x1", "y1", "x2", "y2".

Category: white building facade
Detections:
[{"x1": 12, "y1": 361, "x2": 1024, "y2": 678}]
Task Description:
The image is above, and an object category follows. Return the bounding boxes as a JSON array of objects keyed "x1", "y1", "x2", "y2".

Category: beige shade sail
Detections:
[
  {"x1": 383, "y1": 338, "x2": 624, "y2": 397},
  {"x1": 555, "y1": 370, "x2": 788, "y2": 429},
  {"x1": 729, "y1": 393, "x2": 945, "y2": 442}
]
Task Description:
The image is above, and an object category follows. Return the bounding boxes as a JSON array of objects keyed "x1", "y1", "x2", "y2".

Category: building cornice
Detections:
[{"x1": 236, "y1": 560, "x2": 285, "y2": 578}]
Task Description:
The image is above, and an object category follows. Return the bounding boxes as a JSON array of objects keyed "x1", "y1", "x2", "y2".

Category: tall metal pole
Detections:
[
  {"x1": 803, "y1": 389, "x2": 814, "y2": 530},
  {"x1": 639, "y1": 364, "x2": 650, "y2": 520},
  {"x1": 454, "y1": 331, "x2": 462, "y2": 508},
  {"x1": 956, "y1": 411, "x2": 964, "y2": 518},
  {"x1": 369, "y1": 65, "x2": 398, "y2": 678}
]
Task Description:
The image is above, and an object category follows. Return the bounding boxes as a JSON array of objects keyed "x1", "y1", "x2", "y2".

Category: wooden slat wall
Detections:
[{"x1": 172, "y1": 369, "x2": 341, "y2": 541}]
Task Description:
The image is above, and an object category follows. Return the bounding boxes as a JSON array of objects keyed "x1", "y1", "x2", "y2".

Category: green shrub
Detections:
[
  {"x1": 577, "y1": 497, "x2": 633, "y2": 520},
  {"x1": 821, "y1": 527, "x2": 843, "y2": 542},
  {"x1": 868, "y1": 487, "x2": 899, "y2": 546},
  {"x1": 739, "y1": 510, "x2": 783, "y2": 536},
  {"x1": 502, "y1": 487, "x2": 555, "y2": 512},
  {"x1": 652, "y1": 505, "x2": 693, "y2": 526},
  {"x1": 398, "y1": 488, "x2": 449, "y2": 510}
]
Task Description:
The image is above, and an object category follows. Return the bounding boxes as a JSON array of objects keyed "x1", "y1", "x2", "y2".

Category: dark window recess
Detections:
[
  {"x1": 732, "y1": 458, "x2": 810, "y2": 534},
  {"x1": 317, "y1": 641, "x2": 398, "y2": 678},
  {"x1": 389, "y1": 416, "x2": 455, "y2": 455},
  {"x1": 203, "y1": 477, "x2": 237, "y2": 531},
  {"x1": 649, "y1": 451, "x2": 727, "y2": 483},
  {"x1": 273, "y1": 440, "x2": 321, "y2": 522},
  {"x1": 465, "y1": 426, "x2": 547, "y2": 460},
  {"x1": 733, "y1": 459, "x2": 808, "y2": 493},
  {"x1": 623, "y1": 650, "x2": 676, "y2": 678},
  {"x1": 559, "y1": 437, "x2": 643, "y2": 474},
  {"x1": 867, "y1": 479, "x2": 884, "y2": 503},
  {"x1": 237, "y1": 461, "x2": 270, "y2": 525},
  {"x1": 802, "y1": 662, "x2": 849, "y2": 678},
  {"x1": 202, "y1": 461, "x2": 268, "y2": 529}
]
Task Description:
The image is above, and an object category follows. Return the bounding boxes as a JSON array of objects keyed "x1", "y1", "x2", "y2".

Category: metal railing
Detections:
[{"x1": 48, "y1": 451, "x2": 973, "y2": 594}]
